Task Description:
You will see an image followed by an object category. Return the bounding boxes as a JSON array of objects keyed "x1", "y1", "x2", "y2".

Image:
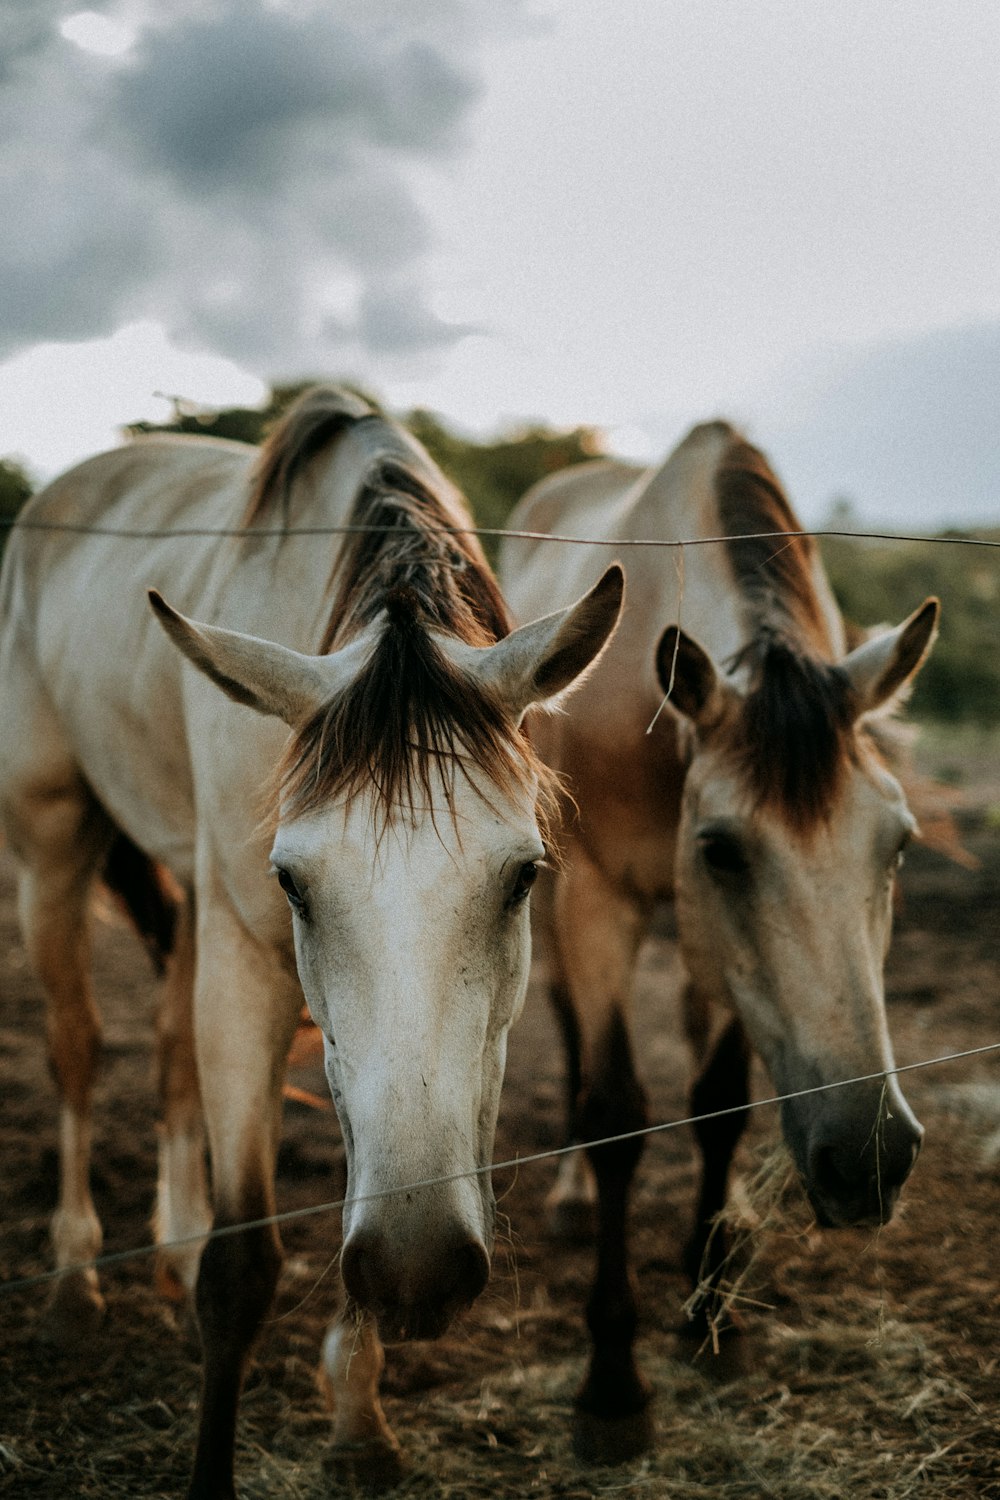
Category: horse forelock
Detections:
[
  {"x1": 722, "y1": 634, "x2": 857, "y2": 831},
  {"x1": 278, "y1": 607, "x2": 558, "y2": 841},
  {"x1": 264, "y1": 402, "x2": 552, "y2": 835}
]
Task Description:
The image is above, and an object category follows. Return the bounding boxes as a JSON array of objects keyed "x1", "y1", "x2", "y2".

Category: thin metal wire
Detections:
[
  {"x1": 3, "y1": 1039, "x2": 998, "y2": 1299},
  {"x1": 1, "y1": 504, "x2": 996, "y2": 1297},
  {"x1": 3, "y1": 514, "x2": 1000, "y2": 550}
]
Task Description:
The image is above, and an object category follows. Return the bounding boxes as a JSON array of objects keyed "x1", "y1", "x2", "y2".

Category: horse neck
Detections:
[
  {"x1": 629, "y1": 424, "x2": 846, "y2": 674},
  {"x1": 623, "y1": 426, "x2": 748, "y2": 668}
]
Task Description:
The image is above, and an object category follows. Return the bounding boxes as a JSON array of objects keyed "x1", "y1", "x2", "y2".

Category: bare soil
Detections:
[{"x1": 2, "y1": 777, "x2": 1000, "y2": 1498}]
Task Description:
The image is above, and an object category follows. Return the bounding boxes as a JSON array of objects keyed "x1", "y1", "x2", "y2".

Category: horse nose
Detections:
[
  {"x1": 341, "y1": 1227, "x2": 490, "y2": 1341},
  {"x1": 807, "y1": 1111, "x2": 922, "y2": 1228}
]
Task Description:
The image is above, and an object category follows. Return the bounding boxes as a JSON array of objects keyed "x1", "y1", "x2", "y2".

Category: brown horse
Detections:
[
  {"x1": 0, "y1": 388, "x2": 623, "y2": 1496},
  {"x1": 500, "y1": 420, "x2": 938, "y2": 1459}
]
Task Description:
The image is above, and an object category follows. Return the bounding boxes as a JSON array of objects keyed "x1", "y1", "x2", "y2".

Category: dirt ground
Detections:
[{"x1": 2, "y1": 758, "x2": 1000, "y2": 1499}]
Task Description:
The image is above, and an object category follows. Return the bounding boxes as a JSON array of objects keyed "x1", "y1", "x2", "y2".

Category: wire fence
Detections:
[
  {"x1": 1, "y1": 508, "x2": 998, "y2": 1303},
  {"x1": 4, "y1": 514, "x2": 1000, "y2": 550},
  {"x1": 3, "y1": 1040, "x2": 999, "y2": 1301}
]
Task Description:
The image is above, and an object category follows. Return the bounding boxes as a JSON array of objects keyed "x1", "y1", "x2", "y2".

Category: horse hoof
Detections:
[
  {"x1": 43, "y1": 1274, "x2": 106, "y2": 1347},
  {"x1": 545, "y1": 1194, "x2": 597, "y2": 1243},
  {"x1": 323, "y1": 1438, "x2": 407, "y2": 1493},
  {"x1": 572, "y1": 1404, "x2": 656, "y2": 1465}
]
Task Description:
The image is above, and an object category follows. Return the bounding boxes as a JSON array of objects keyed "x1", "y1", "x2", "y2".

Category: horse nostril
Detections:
[
  {"x1": 456, "y1": 1239, "x2": 490, "y2": 1306},
  {"x1": 810, "y1": 1144, "x2": 853, "y2": 1202},
  {"x1": 340, "y1": 1231, "x2": 397, "y2": 1313}
]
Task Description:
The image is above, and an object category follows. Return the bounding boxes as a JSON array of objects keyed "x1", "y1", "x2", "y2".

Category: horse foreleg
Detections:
[
  {"x1": 14, "y1": 792, "x2": 112, "y2": 1342},
  {"x1": 554, "y1": 848, "x2": 653, "y2": 1462},
  {"x1": 319, "y1": 1300, "x2": 405, "y2": 1491},
  {"x1": 154, "y1": 891, "x2": 211, "y2": 1312},
  {"x1": 527, "y1": 869, "x2": 597, "y2": 1238},
  {"x1": 186, "y1": 918, "x2": 299, "y2": 1500},
  {"x1": 545, "y1": 978, "x2": 598, "y2": 1240},
  {"x1": 682, "y1": 1010, "x2": 751, "y2": 1342}
]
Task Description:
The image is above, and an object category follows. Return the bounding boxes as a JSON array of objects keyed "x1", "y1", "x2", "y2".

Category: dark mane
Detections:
[
  {"x1": 713, "y1": 433, "x2": 854, "y2": 829},
  {"x1": 715, "y1": 436, "x2": 837, "y2": 657},
  {"x1": 244, "y1": 385, "x2": 377, "y2": 525},
  {"x1": 252, "y1": 387, "x2": 550, "y2": 830},
  {"x1": 318, "y1": 458, "x2": 510, "y2": 654},
  {"x1": 726, "y1": 632, "x2": 856, "y2": 830}
]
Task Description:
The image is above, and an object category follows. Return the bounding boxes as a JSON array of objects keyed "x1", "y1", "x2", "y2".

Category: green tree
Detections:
[{"x1": 0, "y1": 457, "x2": 34, "y2": 560}]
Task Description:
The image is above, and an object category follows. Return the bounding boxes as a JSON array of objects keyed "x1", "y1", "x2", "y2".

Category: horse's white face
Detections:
[
  {"x1": 271, "y1": 764, "x2": 540, "y2": 1338},
  {"x1": 659, "y1": 598, "x2": 939, "y2": 1228},
  {"x1": 150, "y1": 565, "x2": 623, "y2": 1339}
]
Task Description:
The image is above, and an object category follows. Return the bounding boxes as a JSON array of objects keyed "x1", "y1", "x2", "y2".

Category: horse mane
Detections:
[
  {"x1": 244, "y1": 385, "x2": 377, "y2": 525},
  {"x1": 725, "y1": 630, "x2": 856, "y2": 830},
  {"x1": 715, "y1": 436, "x2": 836, "y2": 656},
  {"x1": 713, "y1": 434, "x2": 856, "y2": 830},
  {"x1": 255, "y1": 387, "x2": 553, "y2": 832}
]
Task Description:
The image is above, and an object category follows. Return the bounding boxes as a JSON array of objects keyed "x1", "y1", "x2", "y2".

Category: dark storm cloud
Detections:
[
  {"x1": 0, "y1": 1, "x2": 490, "y2": 367},
  {"x1": 112, "y1": 12, "x2": 477, "y2": 190}
]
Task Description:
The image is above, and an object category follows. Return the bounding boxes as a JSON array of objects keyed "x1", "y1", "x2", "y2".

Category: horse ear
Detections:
[
  {"x1": 149, "y1": 591, "x2": 339, "y2": 726},
  {"x1": 840, "y1": 597, "x2": 940, "y2": 716},
  {"x1": 654, "y1": 625, "x2": 729, "y2": 726},
  {"x1": 480, "y1": 564, "x2": 625, "y2": 716}
]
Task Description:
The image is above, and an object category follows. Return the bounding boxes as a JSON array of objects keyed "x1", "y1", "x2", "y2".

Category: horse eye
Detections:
[
  {"x1": 698, "y1": 833, "x2": 749, "y2": 877},
  {"x1": 509, "y1": 861, "x2": 539, "y2": 905},
  {"x1": 276, "y1": 866, "x2": 307, "y2": 915}
]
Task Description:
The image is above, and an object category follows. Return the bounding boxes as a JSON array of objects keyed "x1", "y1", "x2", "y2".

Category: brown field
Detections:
[{"x1": 2, "y1": 757, "x2": 1000, "y2": 1499}]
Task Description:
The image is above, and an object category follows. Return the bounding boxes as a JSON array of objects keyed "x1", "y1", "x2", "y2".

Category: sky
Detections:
[{"x1": 1, "y1": 0, "x2": 998, "y2": 527}]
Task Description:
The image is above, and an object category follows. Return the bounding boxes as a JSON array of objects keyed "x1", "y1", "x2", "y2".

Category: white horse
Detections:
[
  {"x1": 500, "y1": 420, "x2": 938, "y2": 1460},
  {"x1": 0, "y1": 387, "x2": 623, "y2": 1497}
]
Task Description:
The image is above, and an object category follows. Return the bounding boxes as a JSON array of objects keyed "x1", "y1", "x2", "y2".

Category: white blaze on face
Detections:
[
  {"x1": 271, "y1": 768, "x2": 541, "y2": 1243},
  {"x1": 271, "y1": 765, "x2": 543, "y2": 1340}
]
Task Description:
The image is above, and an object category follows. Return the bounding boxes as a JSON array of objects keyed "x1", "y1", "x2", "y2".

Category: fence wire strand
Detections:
[
  {"x1": 1, "y1": 508, "x2": 997, "y2": 1301},
  {"x1": 4, "y1": 1040, "x2": 998, "y2": 1300},
  {"x1": 4, "y1": 515, "x2": 1000, "y2": 550}
]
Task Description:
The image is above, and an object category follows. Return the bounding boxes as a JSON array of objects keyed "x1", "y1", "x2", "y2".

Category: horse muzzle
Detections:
[
  {"x1": 340, "y1": 1225, "x2": 491, "y2": 1343},
  {"x1": 783, "y1": 1084, "x2": 924, "y2": 1228}
]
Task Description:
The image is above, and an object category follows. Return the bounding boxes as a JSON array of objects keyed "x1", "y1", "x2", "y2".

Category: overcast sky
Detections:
[{"x1": 1, "y1": 0, "x2": 998, "y2": 526}]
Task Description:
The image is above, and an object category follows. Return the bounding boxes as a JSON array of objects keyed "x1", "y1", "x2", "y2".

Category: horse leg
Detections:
[
  {"x1": 186, "y1": 909, "x2": 300, "y2": 1500},
  {"x1": 12, "y1": 785, "x2": 114, "y2": 1341},
  {"x1": 530, "y1": 862, "x2": 597, "y2": 1238},
  {"x1": 554, "y1": 844, "x2": 653, "y2": 1462},
  {"x1": 545, "y1": 975, "x2": 599, "y2": 1239},
  {"x1": 319, "y1": 1301, "x2": 405, "y2": 1490},
  {"x1": 153, "y1": 891, "x2": 211, "y2": 1312},
  {"x1": 681, "y1": 1003, "x2": 751, "y2": 1343}
]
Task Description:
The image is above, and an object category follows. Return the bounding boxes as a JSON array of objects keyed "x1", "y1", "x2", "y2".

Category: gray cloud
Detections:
[
  {"x1": 111, "y1": 14, "x2": 477, "y2": 190},
  {"x1": 0, "y1": 1, "x2": 491, "y2": 368}
]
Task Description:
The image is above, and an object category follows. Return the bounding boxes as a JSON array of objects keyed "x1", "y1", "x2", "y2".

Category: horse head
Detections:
[
  {"x1": 150, "y1": 565, "x2": 623, "y2": 1339},
  {"x1": 657, "y1": 597, "x2": 939, "y2": 1227}
]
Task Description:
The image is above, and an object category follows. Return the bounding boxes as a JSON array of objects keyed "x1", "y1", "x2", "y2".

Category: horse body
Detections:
[
  {"x1": 500, "y1": 419, "x2": 936, "y2": 1457},
  {"x1": 0, "y1": 390, "x2": 623, "y2": 1496}
]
